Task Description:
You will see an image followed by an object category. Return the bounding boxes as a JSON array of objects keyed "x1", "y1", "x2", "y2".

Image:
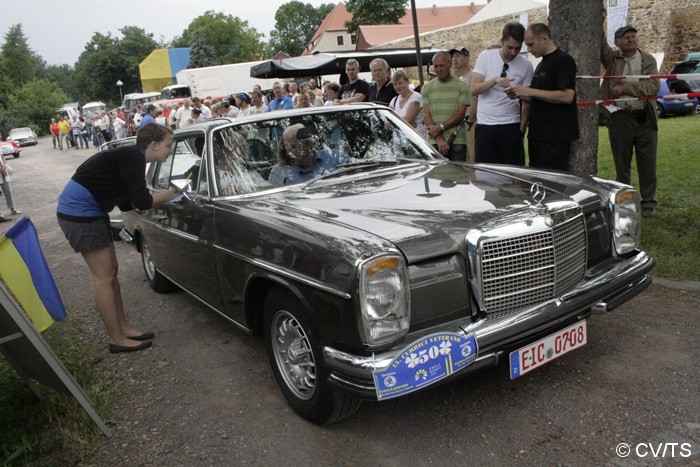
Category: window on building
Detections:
[
  {"x1": 351, "y1": 35, "x2": 357, "y2": 45},
  {"x1": 337, "y1": 36, "x2": 344, "y2": 46}
]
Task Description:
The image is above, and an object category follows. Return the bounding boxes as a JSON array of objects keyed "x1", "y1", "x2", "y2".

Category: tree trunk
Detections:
[{"x1": 549, "y1": 0, "x2": 605, "y2": 176}]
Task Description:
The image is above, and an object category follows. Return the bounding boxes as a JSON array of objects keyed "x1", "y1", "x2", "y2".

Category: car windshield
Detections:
[
  {"x1": 10, "y1": 128, "x2": 32, "y2": 137},
  {"x1": 208, "y1": 107, "x2": 439, "y2": 196}
]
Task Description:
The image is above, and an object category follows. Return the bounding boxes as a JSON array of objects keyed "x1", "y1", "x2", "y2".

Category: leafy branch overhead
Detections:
[{"x1": 344, "y1": 0, "x2": 408, "y2": 35}]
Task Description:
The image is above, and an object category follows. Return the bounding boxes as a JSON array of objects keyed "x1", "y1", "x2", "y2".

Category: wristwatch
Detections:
[{"x1": 439, "y1": 123, "x2": 446, "y2": 132}]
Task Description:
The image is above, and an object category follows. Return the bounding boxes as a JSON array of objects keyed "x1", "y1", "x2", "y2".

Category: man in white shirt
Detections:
[
  {"x1": 175, "y1": 99, "x2": 192, "y2": 129},
  {"x1": 471, "y1": 22, "x2": 534, "y2": 165},
  {"x1": 191, "y1": 97, "x2": 212, "y2": 120}
]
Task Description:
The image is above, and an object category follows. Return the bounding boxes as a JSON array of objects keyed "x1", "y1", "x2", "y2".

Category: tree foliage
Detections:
[
  {"x1": 188, "y1": 31, "x2": 217, "y2": 68},
  {"x1": 173, "y1": 11, "x2": 264, "y2": 64},
  {"x1": 344, "y1": 0, "x2": 408, "y2": 35},
  {"x1": 72, "y1": 26, "x2": 159, "y2": 106},
  {"x1": 1, "y1": 24, "x2": 44, "y2": 88},
  {"x1": 268, "y1": 1, "x2": 335, "y2": 57},
  {"x1": 4, "y1": 79, "x2": 69, "y2": 135}
]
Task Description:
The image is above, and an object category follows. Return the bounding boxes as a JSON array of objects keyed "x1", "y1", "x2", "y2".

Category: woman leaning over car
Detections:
[{"x1": 56, "y1": 123, "x2": 175, "y2": 354}]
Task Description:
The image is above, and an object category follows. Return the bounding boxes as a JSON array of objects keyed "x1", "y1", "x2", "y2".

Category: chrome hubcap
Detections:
[
  {"x1": 271, "y1": 311, "x2": 316, "y2": 400},
  {"x1": 142, "y1": 241, "x2": 156, "y2": 280}
]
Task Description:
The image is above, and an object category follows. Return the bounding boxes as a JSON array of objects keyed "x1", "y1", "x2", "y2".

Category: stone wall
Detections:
[
  {"x1": 377, "y1": 0, "x2": 700, "y2": 74},
  {"x1": 628, "y1": 0, "x2": 700, "y2": 70}
]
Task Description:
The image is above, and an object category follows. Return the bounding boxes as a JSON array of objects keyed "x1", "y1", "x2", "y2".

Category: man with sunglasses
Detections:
[{"x1": 471, "y1": 21, "x2": 534, "y2": 165}]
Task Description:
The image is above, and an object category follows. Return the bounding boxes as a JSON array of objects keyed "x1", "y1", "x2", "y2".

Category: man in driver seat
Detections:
[{"x1": 282, "y1": 124, "x2": 349, "y2": 185}]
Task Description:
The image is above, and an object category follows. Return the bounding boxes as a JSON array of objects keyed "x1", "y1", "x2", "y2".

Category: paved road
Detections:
[{"x1": 3, "y1": 137, "x2": 699, "y2": 466}]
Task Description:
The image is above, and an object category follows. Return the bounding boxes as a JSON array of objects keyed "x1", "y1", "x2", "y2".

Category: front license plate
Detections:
[{"x1": 509, "y1": 320, "x2": 587, "y2": 379}]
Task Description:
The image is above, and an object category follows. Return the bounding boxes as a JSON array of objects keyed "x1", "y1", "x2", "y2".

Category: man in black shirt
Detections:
[
  {"x1": 513, "y1": 23, "x2": 579, "y2": 171},
  {"x1": 335, "y1": 59, "x2": 370, "y2": 104},
  {"x1": 368, "y1": 58, "x2": 398, "y2": 105}
]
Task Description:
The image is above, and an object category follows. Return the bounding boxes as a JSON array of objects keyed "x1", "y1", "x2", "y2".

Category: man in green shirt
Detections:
[{"x1": 422, "y1": 51, "x2": 470, "y2": 161}]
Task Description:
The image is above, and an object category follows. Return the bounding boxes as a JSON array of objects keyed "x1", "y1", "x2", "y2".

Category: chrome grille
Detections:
[{"x1": 478, "y1": 214, "x2": 586, "y2": 317}]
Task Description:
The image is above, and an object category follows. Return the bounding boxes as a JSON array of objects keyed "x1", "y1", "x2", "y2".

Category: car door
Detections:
[{"x1": 147, "y1": 131, "x2": 222, "y2": 309}]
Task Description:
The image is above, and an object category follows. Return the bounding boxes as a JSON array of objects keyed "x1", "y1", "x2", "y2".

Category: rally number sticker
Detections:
[{"x1": 373, "y1": 332, "x2": 478, "y2": 401}]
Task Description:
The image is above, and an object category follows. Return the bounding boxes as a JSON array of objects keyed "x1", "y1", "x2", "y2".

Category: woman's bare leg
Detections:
[{"x1": 82, "y1": 245, "x2": 145, "y2": 347}]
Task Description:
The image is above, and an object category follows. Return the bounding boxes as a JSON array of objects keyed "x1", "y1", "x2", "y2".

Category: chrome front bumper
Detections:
[{"x1": 323, "y1": 251, "x2": 654, "y2": 400}]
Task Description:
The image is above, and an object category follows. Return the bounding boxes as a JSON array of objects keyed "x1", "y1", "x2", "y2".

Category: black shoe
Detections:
[
  {"x1": 0, "y1": 215, "x2": 10, "y2": 223},
  {"x1": 109, "y1": 341, "x2": 152, "y2": 354},
  {"x1": 127, "y1": 331, "x2": 154, "y2": 341}
]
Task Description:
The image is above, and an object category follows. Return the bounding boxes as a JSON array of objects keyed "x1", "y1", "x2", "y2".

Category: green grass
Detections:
[
  {"x1": 597, "y1": 114, "x2": 700, "y2": 281},
  {"x1": 0, "y1": 320, "x2": 115, "y2": 466}
]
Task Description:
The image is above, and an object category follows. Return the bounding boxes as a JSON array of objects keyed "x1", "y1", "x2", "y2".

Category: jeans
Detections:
[{"x1": 0, "y1": 182, "x2": 16, "y2": 210}]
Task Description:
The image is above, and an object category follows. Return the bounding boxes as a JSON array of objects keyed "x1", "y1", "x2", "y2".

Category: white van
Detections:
[{"x1": 82, "y1": 101, "x2": 108, "y2": 116}]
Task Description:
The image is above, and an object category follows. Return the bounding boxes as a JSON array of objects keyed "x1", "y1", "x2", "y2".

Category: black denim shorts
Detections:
[{"x1": 57, "y1": 214, "x2": 112, "y2": 253}]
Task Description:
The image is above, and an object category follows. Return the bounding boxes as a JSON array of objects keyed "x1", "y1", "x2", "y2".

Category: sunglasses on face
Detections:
[{"x1": 501, "y1": 63, "x2": 509, "y2": 78}]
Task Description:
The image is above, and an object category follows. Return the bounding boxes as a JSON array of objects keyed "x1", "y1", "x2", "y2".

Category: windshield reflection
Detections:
[{"x1": 210, "y1": 108, "x2": 438, "y2": 195}]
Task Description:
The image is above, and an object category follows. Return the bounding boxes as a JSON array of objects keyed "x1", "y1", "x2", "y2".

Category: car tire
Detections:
[
  {"x1": 141, "y1": 236, "x2": 177, "y2": 293},
  {"x1": 263, "y1": 287, "x2": 361, "y2": 425},
  {"x1": 657, "y1": 103, "x2": 667, "y2": 118},
  {"x1": 13, "y1": 154, "x2": 19, "y2": 158}
]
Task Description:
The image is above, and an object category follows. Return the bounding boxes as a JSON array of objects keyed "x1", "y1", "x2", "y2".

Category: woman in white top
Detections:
[{"x1": 389, "y1": 69, "x2": 426, "y2": 137}]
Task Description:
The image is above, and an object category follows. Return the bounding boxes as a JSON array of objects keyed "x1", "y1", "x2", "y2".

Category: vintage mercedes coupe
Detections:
[{"x1": 122, "y1": 104, "x2": 654, "y2": 424}]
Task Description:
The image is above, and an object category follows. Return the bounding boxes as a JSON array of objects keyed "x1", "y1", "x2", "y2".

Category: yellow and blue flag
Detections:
[{"x1": 0, "y1": 217, "x2": 67, "y2": 332}]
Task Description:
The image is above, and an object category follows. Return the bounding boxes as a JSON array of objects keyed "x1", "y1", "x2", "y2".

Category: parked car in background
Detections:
[
  {"x1": 98, "y1": 136, "x2": 136, "y2": 153},
  {"x1": 668, "y1": 59, "x2": 700, "y2": 106},
  {"x1": 0, "y1": 140, "x2": 21, "y2": 159},
  {"x1": 122, "y1": 105, "x2": 654, "y2": 425},
  {"x1": 657, "y1": 79, "x2": 698, "y2": 117},
  {"x1": 7, "y1": 128, "x2": 38, "y2": 147}
]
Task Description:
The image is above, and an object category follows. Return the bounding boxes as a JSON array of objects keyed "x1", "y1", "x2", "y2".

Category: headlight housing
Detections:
[
  {"x1": 357, "y1": 254, "x2": 410, "y2": 346},
  {"x1": 611, "y1": 188, "x2": 641, "y2": 255}
]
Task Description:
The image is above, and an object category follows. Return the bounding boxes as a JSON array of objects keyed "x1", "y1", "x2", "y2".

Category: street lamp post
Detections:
[{"x1": 116, "y1": 80, "x2": 123, "y2": 105}]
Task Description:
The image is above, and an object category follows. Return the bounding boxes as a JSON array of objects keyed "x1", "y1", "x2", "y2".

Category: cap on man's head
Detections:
[
  {"x1": 237, "y1": 93, "x2": 250, "y2": 103},
  {"x1": 614, "y1": 25, "x2": 637, "y2": 39},
  {"x1": 449, "y1": 47, "x2": 470, "y2": 57}
]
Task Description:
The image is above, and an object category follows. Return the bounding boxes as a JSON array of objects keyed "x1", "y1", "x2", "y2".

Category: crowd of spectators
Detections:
[{"x1": 49, "y1": 15, "x2": 659, "y2": 212}]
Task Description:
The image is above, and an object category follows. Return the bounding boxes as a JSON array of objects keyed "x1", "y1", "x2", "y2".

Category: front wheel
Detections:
[
  {"x1": 263, "y1": 287, "x2": 361, "y2": 425},
  {"x1": 13, "y1": 153, "x2": 19, "y2": 158},
  {"x1": 141, "y1": 236, "x2": 177, "y2": 293}
]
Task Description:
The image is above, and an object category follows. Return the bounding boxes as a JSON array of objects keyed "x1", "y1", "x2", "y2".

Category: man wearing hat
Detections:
[
  {"x1": 601, "y1": 23, "x2": 660, "y2": 217},
  {"x1": 139, "y1": 104, "x2": 157, "y2": 129},
  {"x1": 451, "y1": 47, "x2": 477, "y2": 163}
]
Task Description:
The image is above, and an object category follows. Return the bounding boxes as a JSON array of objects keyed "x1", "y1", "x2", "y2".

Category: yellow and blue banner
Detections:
[{"x1": 0, "y1": 217, "x2": 66, "y2": 332}]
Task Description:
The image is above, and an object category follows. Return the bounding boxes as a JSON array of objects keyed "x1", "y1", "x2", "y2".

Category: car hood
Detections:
[{"x1": 265, "y1": 162, "x2": 607, "y2": 263}]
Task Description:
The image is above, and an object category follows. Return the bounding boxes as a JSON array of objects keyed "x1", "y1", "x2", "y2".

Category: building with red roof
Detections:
[{"x1": 303, "y1": 2, "x2": 485, "y2": 55}]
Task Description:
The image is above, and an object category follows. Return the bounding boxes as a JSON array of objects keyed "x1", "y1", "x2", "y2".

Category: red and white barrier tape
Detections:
[
  {"x1": 577, "y1": 92, "x2": 700, "y2": 107},
  {"x1": 577, "y1": 73, "x2": 698, "y2": 80}
]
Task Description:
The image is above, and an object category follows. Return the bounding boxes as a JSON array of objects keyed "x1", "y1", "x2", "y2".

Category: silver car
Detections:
[{"x1": 7, "y1": 127, "x2": 38, "y2": 146}]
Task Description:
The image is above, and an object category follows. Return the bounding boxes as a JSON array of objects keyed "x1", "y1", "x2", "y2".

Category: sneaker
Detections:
[
  {"x1": 0, "y1": 215, "x2": 10, "y2": 223},
  {"x1": 642, "y1": 208, "x2": 656, "y2": 218},
  {"x1": 10, "y1": 208, "x2": 21, "y2": 215}
]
